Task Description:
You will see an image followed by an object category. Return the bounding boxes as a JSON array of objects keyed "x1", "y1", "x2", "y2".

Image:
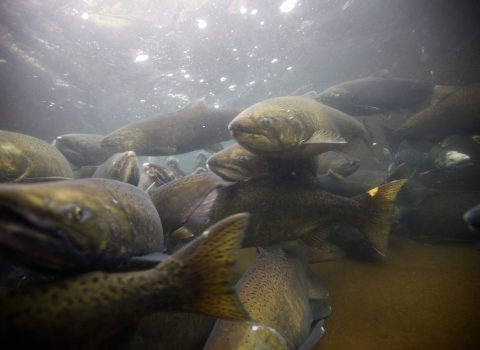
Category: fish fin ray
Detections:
[
  {"x1": 306, "y1": 241, "x2": 346, "y2": 263},
  {"x1": 430, "y1": 85, "x2": 460, "y2": 106},
  {"x1": 183, "y1": 99, "x2": 209, "y2": 110},
  {"x1": 384, "y1": 163, "x2": 408, "y2": 182},
  {"x1": 258, "y1": 244, "x2": 287, "y2": 259},
  {"x1": 352, "y1": 180, "x2": 407, "y2": 256},
  {"x1": 307, "y1": 266, "x2": 329, "y2": 299},
  {"x1": 187, "y1": 190, "x2": 217, "y2": 225},
  {"x1": 303, "y1": 130, "x2": 347, "y2": 144},
  {"x1": 310, "y1": 301, "x2": 332, "y2": 320},
  {"x1": 155, "y1": 213, "x2": 250, "y2": 321},
  {"x1": 298, "y1": 320, "x2": 325, "y2": 350},
  {"x1": 300, "y1": 225, "x2": 332, "y2": 249},
  {"x1": 171, "y1": 226, "x2": 194, "y2": 239}
]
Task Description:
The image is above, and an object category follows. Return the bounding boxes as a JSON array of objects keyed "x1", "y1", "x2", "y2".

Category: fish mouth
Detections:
[
  {"x1": 0, "y1": 206, "x2": 85, "y2": 272},
  {"x1": 229, "y1": 125, "x2": 280, "y2": 151},
  {"x1": 207, "y1": 161, "x2": 245, "y2": 181}
]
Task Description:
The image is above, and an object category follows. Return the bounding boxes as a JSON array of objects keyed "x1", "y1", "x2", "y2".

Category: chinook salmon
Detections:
[
  {"x1": 228, "y1": 93, "x2": 376, "y2": 160},
  {"x1": 88, "y1": 151, "x2": 140, "y2": 186},
  {"x1": 99, "y1": 100, "x2": 242, "y2": 156},
  {"x1": 205, "y1": 244, "x2": 331, "y2": 350},
  {"x1": 0, "y1": 214, "x2": 250, "y2": 349},
  {"x1": 385, "y1": 83, "x2": 480, "y2": 156},
  {"x1": 0, "y1": 179, "x2": 163, "y2": 273},
  {"x1": 148, "y1": 172, "x2": 233, "y2": 245},
  {"x1": 52, "y1": 133, "x2": 116, "y2": 168},
  {"x1": 0, "y1": 130, "x2": 73, "y2": 182},
  {"x1": 191, "y1": 179, "x2": 406, "y2": 256},
  {"x1": 317, "y1": 69, "x2": 454, "y2": 116}
]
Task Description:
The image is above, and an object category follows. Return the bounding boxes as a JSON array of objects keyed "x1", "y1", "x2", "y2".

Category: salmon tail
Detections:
[
  {"x1": 380, "y1": 124, "x2": 401, "y2": 157},
  {"x1": 352, "y1": 180, "x2": 407, "y2": 256},
  {"x1": 156, "y1": 213, "x2": 250, "y2": 321}
]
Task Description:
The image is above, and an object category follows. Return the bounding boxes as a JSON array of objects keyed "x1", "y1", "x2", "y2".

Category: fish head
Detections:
[
  {"x1": 100, "y1": 127, "x2": 146, "y2": 152},
  {"x1": 207, "y1": 143, "x2": 268, "y2": 181},
  {"x1": 464, "y1": 204, "x2": 480, "y2": 234},
  {"x1": 143, "y1": 162, "x2": 177, "y2": 183},
  {"x1": 166, "y1": 156, "x2": 181, "y2": 169},
  {"x1": 0, "y1": 137, "x2": 29, "y2": 182},
  {"x1": 107, "y1": 151, "x2": 139, "y2": 185},
  {"x1": 317, "y1": 87, "x2": 354, "y2": 110},
  {"x1": 52, "y1": 135, "x2": 88, "y2": 166},
  {"x1": 228, "y1": 102, "x2": 303, "y2": 153},
  {"x1": 441, "y1": 151, "x2": 471, "y2": 170},
  {"x1": 0, "y1": 181, "x2": 132, "y2": 272}
]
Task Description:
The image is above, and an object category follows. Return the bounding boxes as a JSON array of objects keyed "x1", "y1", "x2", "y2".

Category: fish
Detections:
[
  {"x1": 52, "y1": 134, "x2": 116, "y2": 168},
  {"x1": 191, "y1": 179, "x2": 406, "y2": 256},
  {"x1": 0, "y1": 179, "x2": 164, "y2": 273},
  {"x1": 87, "y1": 151, "x2": 140, "y2": 186},
  {"x1": 207, "y1": 143, "x2": 319, "y2": 184},
  {"x1": 0, "y1": 214, "x2": 250, "y2": 349},
  {"x1": 228, "y1": 93, "x2": 377, "y2": 160},
  {"x1": 99, "y1": 99, "x2": 242, "y2": 156},
  {"x1": 384, "y1": 83, "x2": 480, "y2": 156},
  {"x1": 464, "y1": 204, "x2": 480, "y2": 235},
  {"x1": 205, "y1": 244, "x2": 330, "y2": 350},
  {"x1": 138, "y1": 162, "x2": 184, "y2": 191},
  {"x1": 207, "y1": 143, "x2": 269, "y2": 182},
  {"x1": 389, "y1": 147, "x2": 471, "y2": 174},
  {"x1": 398, "y1": 190, "x2": 480, "y2": 244},
  {"x1": 316, "y1": 151, "x2": 360, "y2": 176},
  {"x1": 193, "y1": 151, "x2": 209, "y2": 172},
  {"x1": 148, "y1": 172, "x2": 233, "y2": 246},
  {"x1": 314, "y1": 163, "x2": 407, "y2": 198},
  {"x1": 0, "y1": 130, "x2": 73, "y2": 183},
  {"x1": 316, "y1": 69, "x2": 453, "y2": 116},
  {"x1": 165, "y1": 156, "x2": 186, "y2": 177}
]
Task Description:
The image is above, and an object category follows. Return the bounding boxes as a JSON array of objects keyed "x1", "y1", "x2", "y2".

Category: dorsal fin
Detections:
[
  {"x1": 430, "y1": 85, "x2": 460, "y2": 106},
  {"x1": 183, "y1": 99, "x2": 209, "y2": 110},
  {"x1": 370, "y1": 69, "x2": 392, "y2": 78},
  {"x1": 303, "y1": 91, "x2": 320, "y2": 99}
]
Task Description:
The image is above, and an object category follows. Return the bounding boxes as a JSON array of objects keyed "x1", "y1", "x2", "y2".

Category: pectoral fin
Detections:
[
  {"x1": 302, "y1": 130, "x2": 347, "y2": 145},
  {"x1": 298, "y1": 320, "x2": 325, "y2": 350},
  {"x1": 307, "y1": 266, "x2": 329, "y2": 299},
  {"x1": 300, "y1": 224, "x2": 333, "y2": 248},
  {"x1": 310, "y1": 301, "x2": 332, "y2": 320}
]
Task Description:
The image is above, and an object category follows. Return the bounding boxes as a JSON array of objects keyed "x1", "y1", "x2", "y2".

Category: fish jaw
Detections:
[
  {"x1": 53, "y1": 136, "x2": 86, "y2": 166},
  {"x1": 0, "y1": 204, "x2": 90, "y2": 272},
  {"x1": 117, "y1": 151, "x2": 139, "y2": 184},
  {"x1": 229, "y1": 105, "x2": 295, "y2": 153},
  {"x1": 442, "y1": 151, "x2": 471, "y2": 170},
  {"x1": 207, "y1": 158, "x2": 248, "y2": 181}
]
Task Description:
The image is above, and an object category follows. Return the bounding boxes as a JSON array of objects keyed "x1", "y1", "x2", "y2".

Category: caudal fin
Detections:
[
  {"x1": 156, "y1": 213, "x2": 250, "y2": 321},
  {"x1": 353, "y1": 180, "x2": 407, "y2": 256}
]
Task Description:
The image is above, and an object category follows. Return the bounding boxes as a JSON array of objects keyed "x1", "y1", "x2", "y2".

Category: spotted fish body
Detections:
[
  {"x1": 0, "y1": 130, "x2": 73, "y2": 182},
  {"x1": 0, "y1": 179, "x2": 163, "y2": 273},
  {"x1": 193, "y1": 179, "x2": 406, "y2": 256},
  {"x1": 0, "y1": 214, "x2": 250, "y2": 349},
  {"x1": 205, "y1": 245, "x2": 330, "y2": 350}
]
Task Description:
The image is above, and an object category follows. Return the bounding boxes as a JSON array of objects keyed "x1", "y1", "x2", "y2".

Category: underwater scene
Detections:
[{"x1": 0, "y1": 0, "x2": 480, "y2": 349}]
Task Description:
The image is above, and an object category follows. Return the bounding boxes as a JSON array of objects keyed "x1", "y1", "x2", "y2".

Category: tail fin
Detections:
[
  {"x1": 352, "y1": 180, "x2": 407, "y2": 256},
  {"x1": 384, "y1": 163, "x2": 408, "y2": 182},
  {"x1": 155, "y1": 213, "x2": 250, "y2": 321},
  {"x1": 380, "y1": 124, "x2": 401, "y2": 157}
]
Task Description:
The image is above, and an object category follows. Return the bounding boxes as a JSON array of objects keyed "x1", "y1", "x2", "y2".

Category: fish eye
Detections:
[
  {"x1": 237, "y1": 156, "x2": 247, "y2": 163},
  {"x1": 62, "y1": 205, "x2": 93, "y2": 222},
  {"x1": 260, "y1": 116, "x2": 275, "y2": 126}
]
